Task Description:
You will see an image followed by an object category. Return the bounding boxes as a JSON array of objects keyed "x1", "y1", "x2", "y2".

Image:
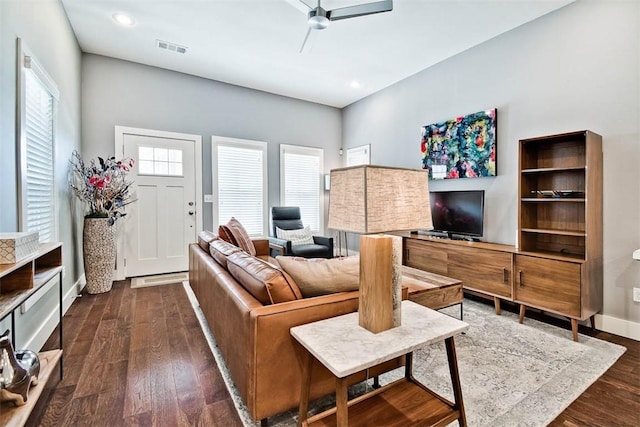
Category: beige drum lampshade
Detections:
[{"x1": 328, "y1": 165, "x2": 433, "y2": 234}]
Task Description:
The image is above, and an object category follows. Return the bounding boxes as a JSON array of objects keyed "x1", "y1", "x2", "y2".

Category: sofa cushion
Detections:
[
  {"x1": 275, "y1": 226, "x2": 314, "y2": 246},
  {"x1": 227, "y1": 251, "x2": 302, "y2": 305},
  {"x1": 209, "y1": 238, "x2": 243, "y2": 269},
  {"x1": 276, "y1": 256, "x2": 360, "y2": 297},
  {"x1": 198, "y1": 230, "x2": 218, "y2": 251}
]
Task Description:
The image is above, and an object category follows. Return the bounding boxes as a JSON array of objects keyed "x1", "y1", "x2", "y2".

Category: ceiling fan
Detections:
[{"x1": 295, "y1": 0, "x2": 393, "y2": 53}]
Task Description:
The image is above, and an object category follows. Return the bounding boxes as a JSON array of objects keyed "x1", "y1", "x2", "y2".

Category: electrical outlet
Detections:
[{"x1": 633, "y1": 287, "x2": 640, "y2": 303}]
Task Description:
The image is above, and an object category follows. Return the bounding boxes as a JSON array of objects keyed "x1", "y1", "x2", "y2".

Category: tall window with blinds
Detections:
[
  {"x1": 212, "y1": 137, "x2": 268, "y2": 236},
  {"x1": 18, "y1": 40, "x2": 59, "y2": 243},
  {"x1": 280, "y1": 145, "x2": 324, "y2": 234}
]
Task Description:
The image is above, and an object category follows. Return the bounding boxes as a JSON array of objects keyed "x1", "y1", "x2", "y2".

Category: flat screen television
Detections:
[{"x1": 429, "y1": 190, "x2": 484, "y2": 240}]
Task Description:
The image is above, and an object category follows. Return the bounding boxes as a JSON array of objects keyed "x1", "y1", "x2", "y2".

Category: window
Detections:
[
  {"x1": 212, "y1": 136, "x2": 267, "y2": 236},
  {"x1": 280, "y1": 145, "x2": 324, "y2": 233},
  {"x1": 18, "y1": 40, "x2": 59, "y2": 243},
  {"x1": 138, "y1": 146, "x2": 183, "y2": 176}
]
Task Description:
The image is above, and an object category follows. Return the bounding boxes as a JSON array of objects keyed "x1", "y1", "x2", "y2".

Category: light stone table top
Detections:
[{"x1": 290, "y1": 300, "x2": 469, "y2": 378}]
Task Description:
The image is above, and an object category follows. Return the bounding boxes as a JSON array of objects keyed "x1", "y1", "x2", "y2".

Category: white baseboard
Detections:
[
  {"x1": 22, "y1": 274, "x2": 86, "y2": 351},
  {"x1": 595, "y1": 314, "x2": 640, "y2": 341},
  {"x1": 63, "y1": 273, "x2": 86, "y2": 313}
]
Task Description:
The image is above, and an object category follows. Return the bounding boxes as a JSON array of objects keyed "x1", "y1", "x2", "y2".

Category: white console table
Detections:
[{"x1": 291, "y1": 300, "x2": 469, "y2": 427}]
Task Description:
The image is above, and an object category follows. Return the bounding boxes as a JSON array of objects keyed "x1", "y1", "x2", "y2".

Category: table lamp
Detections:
[{"x1": 328, "y1": 165, "x2": 432, "y2": 333}]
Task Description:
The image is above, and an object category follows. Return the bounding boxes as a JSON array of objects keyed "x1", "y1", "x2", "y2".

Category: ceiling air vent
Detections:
[{"x1": 156, "y1": 39, "x2": 188, "y2": 54}]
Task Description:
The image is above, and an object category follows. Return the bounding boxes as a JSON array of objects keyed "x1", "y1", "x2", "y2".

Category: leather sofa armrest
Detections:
[{"x1": 252, "y1": 238, "x2": 270, "y2": 257}]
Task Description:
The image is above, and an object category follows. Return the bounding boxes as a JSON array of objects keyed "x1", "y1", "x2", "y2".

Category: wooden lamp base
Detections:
[{"x1": 358, "y1": 234, "x2": 403, "y2": 333}]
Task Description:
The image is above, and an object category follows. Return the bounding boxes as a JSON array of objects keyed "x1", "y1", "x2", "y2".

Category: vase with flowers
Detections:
[{"x1": 70, "y1": 150, "x2": 135, "y2": 294}]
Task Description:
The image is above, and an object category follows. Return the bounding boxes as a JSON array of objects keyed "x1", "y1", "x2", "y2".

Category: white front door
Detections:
[{"x1": 115, "y1": 127, "x2": 202, "y2": 278}]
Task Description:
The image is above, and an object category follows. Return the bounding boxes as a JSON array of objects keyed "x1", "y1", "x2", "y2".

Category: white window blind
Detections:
[
  {"x1": 280, "y1": 145, "x2": 323, "y2": 233},
  {"x1": 19, "y1": 41, "x2": 59, "y2": 243},
  {"x1": 213, "y1": 138, "x2": 267, "y2": 236}
]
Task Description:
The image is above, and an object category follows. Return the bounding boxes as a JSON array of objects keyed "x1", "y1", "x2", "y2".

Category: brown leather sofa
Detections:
[{"x1": 188, "y1": 231, "x2": 399, "y2": 423}]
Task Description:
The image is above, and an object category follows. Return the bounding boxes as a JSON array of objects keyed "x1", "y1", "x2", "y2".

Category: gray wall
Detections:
[
  {"x1": 81, "y1": 54, "x2": 342, "y2": 232},
  {"x1": 0, "y1": 0, "x2": 83, "y2": 349},
  {"x1": 343, "y1": 0, "x2": 640, "y2": 328}
]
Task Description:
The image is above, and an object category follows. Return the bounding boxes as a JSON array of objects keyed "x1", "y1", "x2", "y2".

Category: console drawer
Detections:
[
  {"x1": 404, "y1": 239, "x2": 448, "y2": 276},
  {"x1": 447, "y1": 246, "x2": 512, "y2": 298}
]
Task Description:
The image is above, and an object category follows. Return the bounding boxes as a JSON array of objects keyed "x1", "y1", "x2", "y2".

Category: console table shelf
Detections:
[
  {"x1": 0, "y1": 242, "x2": 63, "y2": 426},
  {"x1": 0, "y1": 243, "x2": 62, "y2": 319},
  {"x1": 0, "y1": 349, "x2": 62, "y2": 427}
]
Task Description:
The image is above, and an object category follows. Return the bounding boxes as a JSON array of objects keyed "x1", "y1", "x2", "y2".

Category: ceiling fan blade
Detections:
[
  {"x1": 327, "y1": 0, "x2": 393, "y2": 21},
  {"x1": 283, "y1": 0, "x2": 312, "y2": 14},
  {"x1": 299, "y1": 27, "x2": 313, "y2": 53},
  {"x1": 299, "y1": 0, "x2": 314, "y2": 9}
]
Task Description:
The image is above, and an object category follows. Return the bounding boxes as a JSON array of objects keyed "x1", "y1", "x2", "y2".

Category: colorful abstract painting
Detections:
[{"x1": 421, "y1": 108, "x2": 497, "y2": 179}]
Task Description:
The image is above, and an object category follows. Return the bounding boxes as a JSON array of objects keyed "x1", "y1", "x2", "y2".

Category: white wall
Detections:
[
  {"x1": 0, "y1": 0, "x2": 84, "y2": 349},
  {"x1": 81, "y1": 54, "x2": 342, "y2": 232},
  {"x1": 343, "y1": 0, "x2": 640, "y2": 335}
]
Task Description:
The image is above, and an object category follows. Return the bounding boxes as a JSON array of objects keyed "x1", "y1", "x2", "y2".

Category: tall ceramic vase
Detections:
[{"x1": 83, "y1": 217, "x2": 116, "y2": 294}]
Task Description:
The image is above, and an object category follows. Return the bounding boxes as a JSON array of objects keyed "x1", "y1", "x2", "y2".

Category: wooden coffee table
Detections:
[
  {"x1": 403, "y1": 265, "x2": 464, "y2": 319},
  {"x1": 291, "y1": 301, "x2": 469, "y2": 427}
]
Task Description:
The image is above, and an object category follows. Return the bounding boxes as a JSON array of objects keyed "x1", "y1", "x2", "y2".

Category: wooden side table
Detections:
[{"x1": 291, "y1": 300, "x2": 469, "y2": 427}]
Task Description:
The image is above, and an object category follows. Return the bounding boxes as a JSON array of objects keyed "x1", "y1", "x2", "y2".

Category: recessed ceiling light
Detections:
[
  {"x1": 112, "y1": 12, "x2": 135, "y2": 27},
  {"x1": 349, "y1": 80, "x2": 361, "y2": 89}
]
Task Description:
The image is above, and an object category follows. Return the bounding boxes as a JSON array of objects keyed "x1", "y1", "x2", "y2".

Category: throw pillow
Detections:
[
  {"x1": 218, "y1": 224, "x2": 237, "y2": 245},
  {"x1": 276, "y1": 255, "x2": 360, "y2": 297},
  {"x1": 225, "y1": 217, "x2": 257, "y2": 256},
  {"x1": 275, "y1": 226, "x2": 314, "y2": 246}
]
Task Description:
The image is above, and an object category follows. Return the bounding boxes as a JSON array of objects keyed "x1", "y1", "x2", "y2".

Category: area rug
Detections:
[{"x1": 184, "y1": 283, "x2": 625, "y2": 427}]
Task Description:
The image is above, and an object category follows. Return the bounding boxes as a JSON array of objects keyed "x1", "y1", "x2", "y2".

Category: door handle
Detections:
[
  {"x1": 188, "y1": 201, "x2": 194, "y2": 206},
  {"x1": 502, "y1": 268, "x2": 508, "y2": 284},
  {"x1": 518, "y1": 270, "x2": 523, "y2": 286},
  {"x1": 188, "y1": 211, "x2": 194, "y2": 215}
]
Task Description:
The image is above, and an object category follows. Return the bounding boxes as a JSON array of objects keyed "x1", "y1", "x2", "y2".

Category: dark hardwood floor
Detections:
[
  {"x1": 38, "y1": 280, "x2": 242, "y2": 426},
  {"x1": 35, "y1": 282, "x2": 638, "y2": 426}
]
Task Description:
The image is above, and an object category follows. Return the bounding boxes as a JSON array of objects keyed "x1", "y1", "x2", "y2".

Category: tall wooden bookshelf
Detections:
[{"x1": 516, "y1": 130, "x2": 603, "y2": 340}]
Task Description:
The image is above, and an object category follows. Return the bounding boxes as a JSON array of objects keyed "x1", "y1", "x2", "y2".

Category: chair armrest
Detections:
[
  {"x1": 312, "y1": 236, "x2": 334, "y2": 254},
  {"x1": 268, "y1": 237, "x2": 292, "y2": 255},
  {"x1": 269, "y1": 242, "x2": 285, "y2": 257}
]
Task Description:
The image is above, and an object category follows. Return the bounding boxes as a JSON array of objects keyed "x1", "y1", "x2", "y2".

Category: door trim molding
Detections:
[{"x1": 114, "y1": 126, "x2": 203, "y2": 280}]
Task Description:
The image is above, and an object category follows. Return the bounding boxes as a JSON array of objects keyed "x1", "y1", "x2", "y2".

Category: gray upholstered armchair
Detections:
[{"x1": 268, "y1": 206, "x2": 333, "y2": 258}]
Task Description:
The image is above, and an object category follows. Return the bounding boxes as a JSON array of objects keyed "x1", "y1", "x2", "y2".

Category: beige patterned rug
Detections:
[{"x1": 185, "y1": 283, "x2": 625, "y2": 427}]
